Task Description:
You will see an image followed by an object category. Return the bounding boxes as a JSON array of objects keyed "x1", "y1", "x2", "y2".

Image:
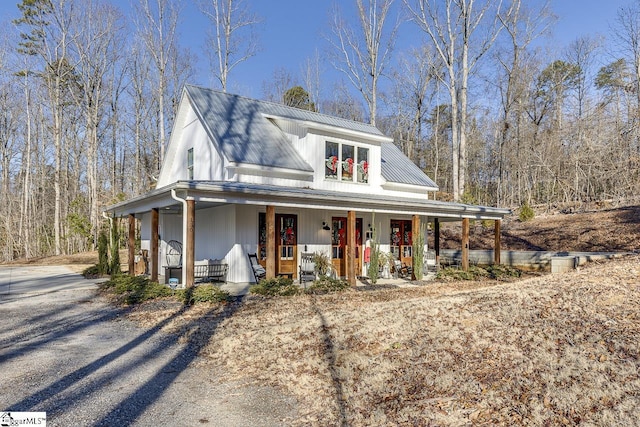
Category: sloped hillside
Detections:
[{"x1": 440, "y1": 205, "x2": 640, "y2": 252}]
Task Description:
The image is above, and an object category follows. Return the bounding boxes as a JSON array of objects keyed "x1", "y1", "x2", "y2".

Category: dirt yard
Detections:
[
  {"x1": 125, "y1": 254, "x2": 640, "y2": 426},
  {"x1": 6, "y1": 206, "x2": 640, "y2": 425}
]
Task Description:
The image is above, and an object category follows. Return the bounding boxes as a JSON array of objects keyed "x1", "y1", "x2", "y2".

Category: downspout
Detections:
[{"x1": 171, "y1": 189, "x2": 188, "y2": 285}]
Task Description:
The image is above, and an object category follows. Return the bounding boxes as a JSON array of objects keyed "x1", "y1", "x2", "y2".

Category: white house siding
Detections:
[
  {"x1": 158, "y1": 105, "x2": 226, "y2": 186},
  {"x1": 159, "y1": 212, "x2": 183, "y2": 270},
  {"x1": 139, "y1": 212, "x2": 151, "y2": 253},
  {"x1": 194, "y1": 205, "x2": 236, "y2": 261}
]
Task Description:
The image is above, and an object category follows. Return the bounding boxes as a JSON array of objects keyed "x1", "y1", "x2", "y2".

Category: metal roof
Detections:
[
  {"x1": 105, "y1": 181, "x2": 510, "y2": 221},
  {"x1": 381, "y1": 142, "x2": 438, "y2": 189},
  {"x1": 187, "y1": 84, "x2": 386, "y2": 137},
  {"x1": 185, "y1": 85, "x2": 313, "y2": 172},
  {"x1": 185, "y1": 85, "x2": 390, "y2": 173}
]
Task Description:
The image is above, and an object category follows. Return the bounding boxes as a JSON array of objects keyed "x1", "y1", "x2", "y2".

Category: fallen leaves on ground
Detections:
[{"x1": 126, "y1": 255, "x2": 640, "y2": 426}]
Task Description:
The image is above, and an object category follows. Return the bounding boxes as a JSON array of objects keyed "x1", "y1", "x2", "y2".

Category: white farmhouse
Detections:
[{"x1": 105, "y1": 85, "x2": 509, "y2": 286}]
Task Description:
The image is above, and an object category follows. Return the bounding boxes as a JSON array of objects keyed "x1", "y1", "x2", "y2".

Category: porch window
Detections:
[
  {"x1": 187, "y1": 147, "x2": 194, "y2": 180},
  {"x1": 325, "y1": 141, "x2": 369, "y2": 184}
]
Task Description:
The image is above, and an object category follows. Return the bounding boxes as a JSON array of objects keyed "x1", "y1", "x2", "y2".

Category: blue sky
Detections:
[{"x1": 0, "y1": 0, "x2": 633, "y2": 99}]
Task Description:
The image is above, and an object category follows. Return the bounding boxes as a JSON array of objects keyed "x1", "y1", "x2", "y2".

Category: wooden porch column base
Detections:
[
  {"x1": 186, "y1": 199, "x2": 195, "y2": 288},
  {"x1": 494, "y1": 219, "x2": 501, "y2": 265},
  {"x1": 266, "y1": 206, "x2": 276, "y2": 279},
  {"x1": 151, "y1": 208, "x2": 159, "y2": 282},
  {"x1": 462, "y1": 218, "x2": 469, "y2": 272},
  {"x1": 347, "y1": 211, "x2": 356, "y2": 286}
]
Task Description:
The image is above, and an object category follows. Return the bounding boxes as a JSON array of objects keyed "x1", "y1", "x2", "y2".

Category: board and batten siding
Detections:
[
  {"x1": 159, "y1": 213, "x2": 183, "y2": 270},
  {"x1": 158, "y1": 104, "x2": 226, "y2": 186}
]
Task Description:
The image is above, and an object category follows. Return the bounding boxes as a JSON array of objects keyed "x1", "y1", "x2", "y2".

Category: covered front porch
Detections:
[{"x1": 107, "y1": 181, "x2": 510, "y2": 287}]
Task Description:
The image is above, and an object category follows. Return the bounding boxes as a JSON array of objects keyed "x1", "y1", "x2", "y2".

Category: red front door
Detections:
[{"x1": 331, "y1": 217, "x2": 362, "y2": 277}]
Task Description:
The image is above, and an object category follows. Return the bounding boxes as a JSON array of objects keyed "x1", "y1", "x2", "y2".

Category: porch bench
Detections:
[{"x1": 194, "y1": 259, "x2": 228, "y2": 283}]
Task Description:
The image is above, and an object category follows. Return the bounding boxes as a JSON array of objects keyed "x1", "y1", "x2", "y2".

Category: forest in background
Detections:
[{"x1": 1, "y1": 0, "x2": 640, "y2": 261}]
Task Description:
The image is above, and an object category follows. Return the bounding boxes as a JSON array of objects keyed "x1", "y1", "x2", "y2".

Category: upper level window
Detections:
[
  {"x1": 325, "y1": 141, "x2": 369, "y2": 184},
  {"x1": 187, "y1": 147, "x2": 194, "y2": 180},
  {"x1": 357, "y1": 147, "x2": 369, "y2": 183},
  {"x1": 325, "y1": 142, "x2": 339, "y2": 179}
]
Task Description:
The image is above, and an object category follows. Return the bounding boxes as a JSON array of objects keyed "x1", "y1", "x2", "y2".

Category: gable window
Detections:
[
  {"x1": 325, "y1": 141, "x2": 369, "y2": 184},
  {"x1": 325, "y1": 142, "x2": 339, "y2": 179},
  {"x1": 357, "y1": 147, "x2": 369, "y2": 183},
  {"x1": 187, "y1": 147, "x2": 194, "y2": 180},
  {"x1": 341, "y1": 144, "x2": 354, "y2": 181}
]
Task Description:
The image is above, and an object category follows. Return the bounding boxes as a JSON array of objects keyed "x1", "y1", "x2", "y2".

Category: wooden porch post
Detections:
[
  {"x1": 266, "y1": 205, "x2": 276, "y2": 279},
  {"x1": 185, "y1": 198, "x2": 195, "y2": 287},
  {"x1": 151, "y1": 208, "x2": 159, "y2": 282},
  {"x1": 346, "y1": 210, "x2": 356, "y2": 286},
  {"x1": 411, "y1": 215, "x2": 420, "y2": 280},
  {"x1": 434, "y1": 218, "x2": 440, "y2": 268},
  {"x1": 128, "y1": 214, "x2": 135, "y2": 276},
  {"x1": 462, "y1": 218, "x2": 469, "y2": 272},
  {"x1": 494, "y1": 219, "x2": 501, "y2": 265}
]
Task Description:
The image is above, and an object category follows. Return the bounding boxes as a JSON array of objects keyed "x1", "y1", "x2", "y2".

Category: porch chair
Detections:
[
  {"x1": 299, "y1": 252, "x2": 316, "y2": 288},
  {"x1": 248, "y1": 253, "x2": 266, "y2": 283},
  {"x1": 393, "y1": 259, "x2": 411, "y2": 279}
]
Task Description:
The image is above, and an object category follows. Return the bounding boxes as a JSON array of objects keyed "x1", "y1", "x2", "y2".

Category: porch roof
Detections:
[{"x1": 104, "y1": 181, "x2": 510, "y2": 221}]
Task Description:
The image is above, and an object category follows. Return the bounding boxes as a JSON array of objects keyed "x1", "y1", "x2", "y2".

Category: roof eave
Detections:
[{"x1": 262, "y1": 113, "x2": 394, "y2": 143}]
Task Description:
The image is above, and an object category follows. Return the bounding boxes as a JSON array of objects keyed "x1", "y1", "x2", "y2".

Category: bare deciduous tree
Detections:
[
  {"x1": 199, "y1": 0, "x2": 261, "y2": 92},
  {"x1": 328, "y1": 0, "x2": 398, "y2": 126},
  {"x1": 405, "y1": 0, "x2": 509, "y2": 200},
  {"x1": 71, "y1": 0, "x2": 125, "y2": 246},
  {"x1": 135, "y1": 0, "x2": 181, "y2": 170}
]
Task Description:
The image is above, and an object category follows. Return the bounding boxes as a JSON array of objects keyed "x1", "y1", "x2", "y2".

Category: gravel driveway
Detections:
[{"x1": 0, "y1": 266, "x2": 297, "y2": 426}]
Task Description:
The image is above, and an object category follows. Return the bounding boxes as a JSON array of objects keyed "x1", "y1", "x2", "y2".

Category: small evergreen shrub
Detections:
[
  {"x1": 305, "y1": 277, "x2": 350, "y2": 294},
  {"x1": 436, "y1": 265, "x2": 523, "y2": 282},
  {"x1": 100, "y1": 275, "x2": 172, "y2": 305},
  {"x1": 97, "y1": 231, "x2": 109, "y2": 275},
  {"x1": 250, "y1": 277, "x2": 301, "y2": 297},
  {"x1": 178, "y1": 284, "x2": 231, "y2": 304},
  {"x1": 412, "y1": 224, "x2": 426, "y2": 280},
  {"x1": 519, "y1": 202, "x2": 535, "y2": 222},
  {"x1": 82, "y1": 265, "x2": 100, "y2": 278},
  {"x1": 436, "y1": 265, "x2": 490, "y2": 281},
  {"x1": 485, "y1": 264, "x2": 522, "y2": 280}
]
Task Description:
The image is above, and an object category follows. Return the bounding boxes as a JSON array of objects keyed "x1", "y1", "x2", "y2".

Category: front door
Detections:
[
  {"x1": 331, "y1": 217, "x2": 362, "y2": 277},
  {"x1": 390, "y1": 219, "x2": 412, "y2": 267},
  {"x1": 276, "y1": 214, "x2": 297, "y2": 278},
  {"x1": 258, "y1": 213, "x2": 298, "y2": 278}
]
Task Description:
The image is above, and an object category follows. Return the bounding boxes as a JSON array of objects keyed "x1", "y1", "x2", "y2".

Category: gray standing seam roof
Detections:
[
  {"x1": 381, "y1": 142, "x2": 438, "y2": 189},
  {"x1": 186, "y1": 85, "x2": 313, "y2": 172},
  {"x1": 186, "y1": 85, "x2": 386, "y2": 173},
  {"x1": 186, "y1": 85, "x2": 438, "y2": 189}
]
